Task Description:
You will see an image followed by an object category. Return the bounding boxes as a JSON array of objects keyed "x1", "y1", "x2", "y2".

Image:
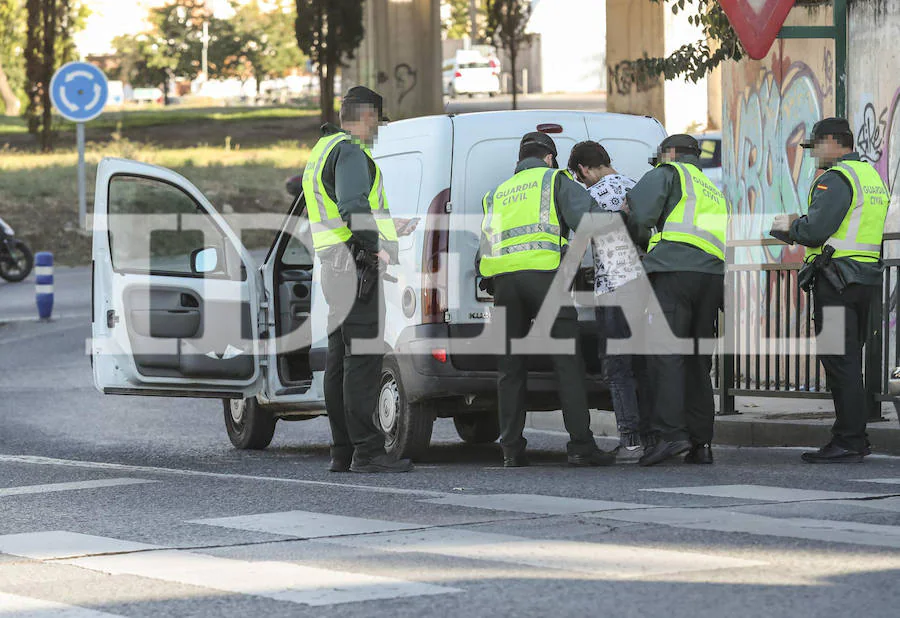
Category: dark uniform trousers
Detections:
[
  {"x1": 647, "y1": 271, "x2": 724, "y2": 444},
  {"x1": 320, "y1": 253, "x2": 386, "y2": 460},
  {"x1": 492, "y1": 271, "x2": 596, "y2": 456},
  {"x1": 813, "y1": 277, "x2": 876, "y2": 452}
]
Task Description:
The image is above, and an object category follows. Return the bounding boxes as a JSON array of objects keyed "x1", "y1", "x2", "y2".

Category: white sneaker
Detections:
[{"x1": 615, "y1": 444, "x2": 643, "y2": 462}]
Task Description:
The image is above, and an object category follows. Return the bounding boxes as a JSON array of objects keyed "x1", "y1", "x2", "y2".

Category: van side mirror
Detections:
[{"x1": 191, "y1": 247, "x2": 220, "y2": 274}]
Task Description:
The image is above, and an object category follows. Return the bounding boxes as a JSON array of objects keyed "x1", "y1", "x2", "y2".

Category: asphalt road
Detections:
[{"x1": 1, "y1": 314, "x2": 899, "y2": 618}]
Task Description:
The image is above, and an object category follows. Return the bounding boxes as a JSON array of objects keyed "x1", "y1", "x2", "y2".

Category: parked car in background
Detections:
[
  {"x1": 692, "y1": 132, "x2": 723, "y2": 190},
  {"x1": 442, "y1": 50, "x2": 501, "y2": 98}
]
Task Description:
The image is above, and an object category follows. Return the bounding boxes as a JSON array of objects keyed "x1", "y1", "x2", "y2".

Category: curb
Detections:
[{"x1": 525, "y1": 409, "x2": 900, "y2": 456}]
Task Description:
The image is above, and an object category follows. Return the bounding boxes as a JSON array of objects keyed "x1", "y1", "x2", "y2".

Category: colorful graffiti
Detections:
[{"x1": 723, "y1": 58, "x2": 831, "y2": 264}]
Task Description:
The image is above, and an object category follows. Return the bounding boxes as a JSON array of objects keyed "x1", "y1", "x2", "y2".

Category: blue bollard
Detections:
[{"x1": 35, "y1": 252, "x2": 54, "y2": 321}]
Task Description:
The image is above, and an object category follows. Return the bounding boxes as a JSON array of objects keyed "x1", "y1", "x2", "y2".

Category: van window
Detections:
[
  {"x1": 696, "y1": 137, "x2": 722, "y2": 169},
  {"x1": 459, "y1": 61, "x2": 491, "y2": 70},
  {"x1": 376, "y1": 152, "x2": 424, "y2": 217},
  {"x1": 594, "y1": 138, "x2": 656, "y2": 182},
  {"x1": 464, "y1": 137, "x2": 578, "y2": 213}
]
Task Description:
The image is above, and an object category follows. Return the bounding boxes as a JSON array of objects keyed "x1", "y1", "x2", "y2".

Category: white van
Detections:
[
  {"x1": 90, "y1": 110, "x2": 666, "y2": 459},
  {"x1": 442, "y1": 51, "x2": 501, "y2": 98}
]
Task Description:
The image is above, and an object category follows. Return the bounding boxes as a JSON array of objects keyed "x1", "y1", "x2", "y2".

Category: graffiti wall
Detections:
[
  {"x1": 723, "y1": 39, "x2": 835, "y2": 261},
  {"x1": 722, "y1": 33, "x2": 835, "y2": 389},
  {"x1": 849, "y1": 0, "x2": 900, "y2": 353},
  {"x1": 849, "y1": 0, "x2": 900, "y2": 239}
]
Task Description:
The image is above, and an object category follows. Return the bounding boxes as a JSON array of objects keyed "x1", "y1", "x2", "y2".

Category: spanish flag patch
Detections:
[{"x1": 816, "y1": 184, "x2": 828, "y2": 191}]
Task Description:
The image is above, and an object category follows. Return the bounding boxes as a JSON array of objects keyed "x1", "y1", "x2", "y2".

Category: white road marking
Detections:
[
  {"x1": 193, "y1": 510, "x2": 764, "y2": 578},
  {"x1": 0, "y1": 532, "x2": 458, "y2": 607},
  {"x1": 0, "y1": 531, "x2": 157, "y2": 560},
  {"x1": 0, "y1": 454, "x2": 448, "y2": 498},
  {"x1": 193, "y1": 510, "x2": 421, "y2": 538},
  {"x1": 855, "y1": 478, "x2": 900, "y2": 485},
  {"x1": 0, "y1": 478, "x2": 155, "y2": 498},
  {"x1": 421, "y1": 493, "x2": 646, "y2": 515},
  {"x1": 591, "y1": 507, "x2": 900, "y2": 548},
  {"x1": 330, "y1": 528, "x2": 765, "y2": 578},
  {"x1": 642, "y1": 484, "x2": 892, "y2": 502},
  {"x1": 0, "y1": 592, "x2": 125, "y2": 617}
]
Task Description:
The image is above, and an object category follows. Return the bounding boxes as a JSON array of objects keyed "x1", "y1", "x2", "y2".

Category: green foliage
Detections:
[
  {"x1": 632, "y1": 0, "x2": 744, "y2": 84},
  {"x1": 147, "y1": 0, "x2": 210, "y2": 85},
  {"x1": 0, "y1": 0, "x2": 26, "y2": 115},
  {"x1": 294, "y1": 0, "x2": 365, "y2": 124},
  {"x1": 485, "y1": 0, "x2": 532, "y2": 109},
  {"x1": 443, "y1": 0, "x2": 486, "y2": 41},
  {"x1": 211, "y1": 0, "x2": 305, "y2": 90}
]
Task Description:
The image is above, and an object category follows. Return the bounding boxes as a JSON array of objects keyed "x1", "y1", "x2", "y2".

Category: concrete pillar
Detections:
[
  {"x1": 344, "y1": 0, "x2": 443, "y2": 120},
  {"x1": 605, "y1": 0, "x2": 665, "y2": 123}
]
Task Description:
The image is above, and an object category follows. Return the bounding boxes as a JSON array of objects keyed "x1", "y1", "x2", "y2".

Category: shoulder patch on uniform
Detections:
[{"x1": 816, "y1": 184, "x2": 828, "y2": 191}]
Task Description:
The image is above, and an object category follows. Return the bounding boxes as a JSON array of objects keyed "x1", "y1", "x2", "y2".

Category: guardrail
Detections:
[{"x1": 717, "y1": 233, "x2": 900, "y2": 420}]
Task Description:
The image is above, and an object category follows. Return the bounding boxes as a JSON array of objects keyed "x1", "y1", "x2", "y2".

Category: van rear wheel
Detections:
[
  {"x1": 224, "y1": 398, "x2": 276, "y2": 450},
  {"x1": 453, "y1": 413, "x2": 500, "y2": 444},
  {"x1": 377, "y1": 359, "x2": 433, "y2": 460}
]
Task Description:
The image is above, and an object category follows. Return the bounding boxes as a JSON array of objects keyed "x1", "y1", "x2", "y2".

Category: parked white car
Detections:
[
  {"x1": 692, "y1": 131, "x2": 723, "y2": 190},
  {"x1": 442, "y1": 51, "x2": 501, "y2": 98},
  {"x1": 90, "y1": 110, "x2": 666, "y2": 459}
]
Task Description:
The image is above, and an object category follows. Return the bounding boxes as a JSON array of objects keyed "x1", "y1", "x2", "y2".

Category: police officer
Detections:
[
  {"x1": 477, "y1": 132, "x2": 616, "y2": 468},
  {"x1": 771, "y1": 118, "x2": 889, "y2": 463},
  {"x1": 302, "y1": 86, "x2": 412, "y2": 473},
  {"x1": 626, "y1": 134, "x2": 727, "y2": 467}
]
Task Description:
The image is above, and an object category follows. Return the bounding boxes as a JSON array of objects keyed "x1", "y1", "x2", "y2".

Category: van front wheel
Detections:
[
  {"x1": 224, "y1": 398, "x2": 276, "y2": 450},
  {"x1": 377, "y1": 359, "x2": 433, "y2": 460},
  {"x1": 453, "y1": 413, "x2": 500, "y2": 444}
]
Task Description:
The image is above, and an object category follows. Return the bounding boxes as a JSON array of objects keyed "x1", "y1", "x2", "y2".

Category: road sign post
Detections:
[{"x1": 49, "y1": 62, "x2": 109, "y2": 230}]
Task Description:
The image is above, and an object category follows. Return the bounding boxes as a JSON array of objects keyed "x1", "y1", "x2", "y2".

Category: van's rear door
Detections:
[
  {"x1": 447, "y1": 111, "x2": 590, "y2": 326},
  {"x1": 583, "y1": 113, "x2": 667, "y2": 181}
]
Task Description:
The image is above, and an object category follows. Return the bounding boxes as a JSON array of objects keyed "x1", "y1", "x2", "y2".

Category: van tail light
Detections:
[
  {"x1": 454, "y1": 71, "x2": 462, "y2": 78},
  {"x1": 489, "y1": 59, "x2": 498, "y2": 68},
  {"x1": 422, "y1": 188, "x2": 450, "y2": 324},
  {"x1": 431, "y1": 348, "x2": 448, "y2": 363},
  {"x1": 537, "y1": 123, "x2": 564, "y2": 134}
]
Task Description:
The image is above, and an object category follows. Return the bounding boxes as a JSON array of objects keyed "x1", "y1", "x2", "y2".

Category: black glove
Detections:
[{"x1": 478, "y1": 277, "x2": 495, "y2": 296}]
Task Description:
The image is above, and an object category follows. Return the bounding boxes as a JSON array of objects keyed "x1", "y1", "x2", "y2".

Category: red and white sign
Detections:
[{"x1": 719, "y1": 0, "x2": 797, "y2": 60}]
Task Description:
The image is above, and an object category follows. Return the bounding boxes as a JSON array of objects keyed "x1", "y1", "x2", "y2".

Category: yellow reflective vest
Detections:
[
  {"x1": 805, "y1": 160, "x2": 888, "y2": 263},
  {"x1": 647, "y1": 162, "x2": 728, "y2": 261},
  {"x1": 479, "y1": 167, "x2": 567, "y2": 277},
  {"x1": 302, "y1": 132, "x2": 398, "y2": 252}
]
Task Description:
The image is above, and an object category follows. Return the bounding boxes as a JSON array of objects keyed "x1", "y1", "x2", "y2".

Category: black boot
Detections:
[{"x1": 684, "y1": 443, "x2": 713, "y2": 464}]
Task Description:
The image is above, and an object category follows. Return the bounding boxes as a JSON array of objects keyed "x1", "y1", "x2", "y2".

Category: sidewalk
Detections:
[{"x1": 527, "y1": 397, "x2": 900, "y2": 455}]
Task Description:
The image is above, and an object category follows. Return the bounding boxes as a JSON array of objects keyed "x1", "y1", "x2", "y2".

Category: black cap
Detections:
[
  {"x1": 800, "y1": 117, "x2": 852, "y2": 148},
  {"x1": 520, "y1": 131, "x2": 559, "y2": 167},
  {"x1": 342, "y1": 86, "x2": 389, "y2": 122},
  {"x1": 658, "y1": 134, "x2": 700, "y2": 153}
]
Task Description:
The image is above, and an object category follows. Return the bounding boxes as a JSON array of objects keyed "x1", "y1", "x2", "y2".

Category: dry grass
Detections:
[{"x1": 0, "y1": 134, "x2": 316, "y2": 265}]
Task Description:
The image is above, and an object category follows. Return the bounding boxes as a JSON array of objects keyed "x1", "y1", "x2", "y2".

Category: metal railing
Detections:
[{"x1": 717, "y1": 233, "x2": 900, "y2": 420}]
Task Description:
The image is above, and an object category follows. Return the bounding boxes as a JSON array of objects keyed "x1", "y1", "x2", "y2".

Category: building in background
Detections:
[{"x1": 527, "y1": 0, "x2": 606, "y2": 93}]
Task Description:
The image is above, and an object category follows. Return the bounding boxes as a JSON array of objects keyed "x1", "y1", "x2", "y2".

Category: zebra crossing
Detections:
[{"x1": 1, "y1": 470, "x2": 899, "y2": 614}]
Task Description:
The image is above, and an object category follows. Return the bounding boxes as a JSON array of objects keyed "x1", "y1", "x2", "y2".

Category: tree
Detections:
[
  {"x1": 485, "y1": 0, "x2": 532, "y2": 111},
  {"x1": 113, "y1": 33, "x2": 174, "y2": 97},
  {"x1": 294, "y1": 0, "x2": 365, "y2": 125},
  {"x1": 147, "y1": 0, "x2": 211, "y2": 102},
  {"x1": 231, "y1": 0, "x2": 304, "y2": 95},
  {"x1": 443, "y1": 0, "x2": 486, "y2": 41},
  {"x1": 0, "y1": 0, "x2": 25, "y2": 116},
  {"x1": 629, "y1": 0, "x2": 744, "y2": 85},
  {"x1": 24, "y1": 0, "x2": 88, "y2": 150}
]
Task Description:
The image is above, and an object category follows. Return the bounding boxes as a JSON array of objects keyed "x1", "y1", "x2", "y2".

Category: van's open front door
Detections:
[{"x1": 91, "y1": 158, "x2": 264, "y2": 399}]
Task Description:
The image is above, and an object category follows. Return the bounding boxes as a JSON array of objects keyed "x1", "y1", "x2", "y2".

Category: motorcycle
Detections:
[{"x1": 0, "y1": 216, "x2": 34, "y2": 282}]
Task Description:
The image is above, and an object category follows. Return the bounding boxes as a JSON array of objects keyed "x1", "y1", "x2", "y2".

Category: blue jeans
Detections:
[{"x1": 596, "y1": 280, "x2": 653, "y2": 445}]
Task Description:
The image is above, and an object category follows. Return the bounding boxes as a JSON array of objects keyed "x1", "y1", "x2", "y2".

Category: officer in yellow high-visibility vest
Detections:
[
  {"x1": 626, "y1": 134, "x2": 728, "y2": 467},
  {"x1": 477, "y1": 132, "x2": 616, "y2": 468},
  {"x1": 302, "y1": 86, "x2": 411, "y2": 474},
  {"x1": 772, "y1": 118, "x2": 889, "y2": 463}
]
